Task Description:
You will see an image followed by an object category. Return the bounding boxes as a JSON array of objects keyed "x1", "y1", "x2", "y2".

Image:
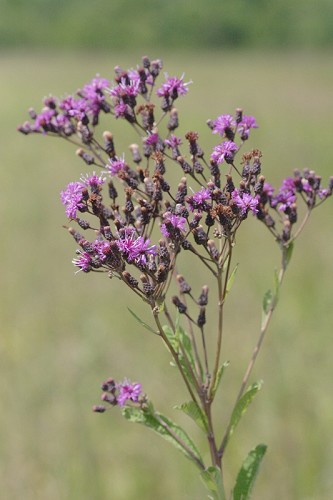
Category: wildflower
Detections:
[
  {"x1": 160, "y1": 213, "x2": 187, "y2": 238},
  {"x1": 92, "y1": 239, "x2": 112, "y2": 262},
  {"x1": 211, "y1": 141, "x2": 239, "y2": 165},
  {"x1": 60, "y1": 181, "x2": 86, "y2": 219},
  {"x1": 212, "y1": 114, "x2": 236, "y2": 137},
  {"x1": 232, "y1": 189, "x2": 259, "y2": 216},
  {"x1": 117, "y1": 379, "x2": 142, "y2": 407},
  {"x1": 72, "y1": 251, "x2": 92, "y2": 273},
  {"x1": 80, "y1": 172, "x2": 106, "y2": 188},
  {"x1": 116, "y1": 228, "x2": 157, "y2": 265},
  {"x1": 186, "y1": 187, "x2": 212, "y2": 211},
  {"x1": 156, "y1": 74, "x2": 191, "y2": 99},
  {"x1": 106, "y1": 156, "x2": 127, "y2": 176},
  {"x1": 237, "y1": 115, "x2": 259, "y2": 140}
]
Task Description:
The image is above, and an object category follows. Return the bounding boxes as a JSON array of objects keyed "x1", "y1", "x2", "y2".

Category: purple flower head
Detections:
[
  {"x1": 116, "y1": 229, "x2": 157, "y2": 265},
  {"x1": 84, "y1": 76, "x2": 110, "y2": 93},
  {"x1": 80, "y1": 172, "x2": 106, "y2": 188},
  {"x1": 93, "y1": 239, "x2": 111, "y2": 262},
  {"x1": 156, "y1": 74, "x2": 192, "y2": 99},
  {"x1": 160, "y1": 213, "x2": 187, "y2": 238},
  {"x1": 210, "y1": 141, "x2": 239, "y2": 165},
  {"x1": 145, "y1": 133, "x2": 159, "y2": 146},
  {"x1": 72, "y1": 251, "x2": 92, "y2": 273},
  {"x1": 128, "y1": 67, "x2": 154, "y2": 87},
  {"x1": 106, "y1": 155, "x2": 127, "y2": 176},
  {"x1": 33, "y1": 108, "x2": 57, "y2": 132},
  {"x1": 164, "y1": 135, "x2": 182, "y2": 149},
  {"x1": 110, "y1": 78, "x2": 140, "y2": 99},
  {"x1": 212, "y1": 114, "x2": 236, "y2": 136},
  {"x1": 117, "y1": 379, "x2": 142, "y2": 407},
  {"x1": 186, "y1": 187, "x2": 212, "y2": 211},
  {"x1": 60, "y1": 181, "x2": 86, "y2": 219},
  {"x1": 237, "y1": 115, "x2": 258, "y2": 140},
  {"x1": 114, "y1": 102, "x2": 134, "y2": 121},
  {"x1": 271, "y1": 177, "x2": 297, "y2": 211},
  {"x1": 232, "y1": 189, "x2": 259, "y2": 216}
]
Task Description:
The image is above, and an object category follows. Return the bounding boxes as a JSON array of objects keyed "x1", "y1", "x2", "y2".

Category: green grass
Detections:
[{"x1": 1, "y1": 49, "x2": 333, "y2": 499}]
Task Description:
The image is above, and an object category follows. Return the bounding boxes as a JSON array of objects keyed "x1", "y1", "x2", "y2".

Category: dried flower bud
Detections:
[
  {"x1": 177, "y1": 275, "x2": 191, "y2": 294},
  {"x1": 172, "y1": 296, "x2": 187, "y2": 314},
  {"x1": 198, "y1": 285, "x2": 209, "y2": 306},
  {"x1": 197, "y1": 307, "x2": 206, "y2": 327},
  {"x1": 167, "y1": 108, "x2": 179, "y2": 131},
  {"x1": 76, "y1": 148, "x2": 95, "y2": 165},
  {"x1": 129, "y1": 143, "x2": 142, "y2": 164},
  {"x1": 103, "y1": 131, "x2": 115, "y2": 157}
]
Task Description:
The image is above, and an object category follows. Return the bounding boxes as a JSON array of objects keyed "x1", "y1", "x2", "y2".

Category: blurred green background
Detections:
[{"x1": 1, "y1": 1, "x2": 333, "y2": 499}]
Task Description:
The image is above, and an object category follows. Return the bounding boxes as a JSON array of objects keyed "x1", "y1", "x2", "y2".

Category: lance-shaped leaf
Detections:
[
  {"x1": 127, "y1": 307, "x2": 158, "y2": 334},
  {"x1": 224, "y1": 381, "x2": 263, "y2": 450},
  {"x1": 211, "y1": 360, "x2": 230, "y2": 399},
  {"x1": 122, "y1": 406, "x2": 204, "y2": 469},
  {"x1": 226, "y1": 264, "x2": 239, "y2": 297},
  {"x1": 174, "y1": 401, "x2": 208, "y2": 433},
  {"x1": 200, "y1": 466, "x2": 226, "y2": 500},
  {"x1": 232, "y1": 444, "x2": 267, "y2": 500}
]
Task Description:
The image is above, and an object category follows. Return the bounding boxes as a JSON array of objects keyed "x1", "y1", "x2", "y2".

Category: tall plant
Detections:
[{"x1": 19, "y1": 55, "x2": 332, "y2": 499}]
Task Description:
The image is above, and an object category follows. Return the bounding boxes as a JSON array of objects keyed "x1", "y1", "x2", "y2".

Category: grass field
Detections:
[{"x1": 1, "y1": 49, "x2": 333, "y2": 499}]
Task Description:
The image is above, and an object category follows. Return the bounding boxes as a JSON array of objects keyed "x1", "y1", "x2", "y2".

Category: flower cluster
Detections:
[
  {"x1": 93, "y1": 377, "x2": 143, "y2": 413},
  {"x1": 19, "y1": 55, "x2": 333, "y2": 496},
  {"x1": 19, "y1": 55, "x2": 333, "y2": 309}
]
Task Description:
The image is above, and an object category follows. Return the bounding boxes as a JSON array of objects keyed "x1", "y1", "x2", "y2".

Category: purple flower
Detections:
[
  {"x1": 116, "y1": 229, "x2": 157, "y2": 265},
  {"x1": 110, "y1": 78, "x2": 140, "y2": 98},
  {"x1": 237, "y1": 115, "x2": 258, "y2": 140},
  {"x1": 72, "y1": 251, "x2": 92, "y2": 273},
  {"x1": 232, "y1": 189, "x2": 259, "y2": 216},
  {"x1": 212, "y1": 114, "x2": 236, "y2": 136},
  {"x1": 93, "y1": 239, "x2": 111, "y2": 262},
  {"x1": 33, "y1": 108, "x2": 56, "y2": 132},
  {"x1": 186, "y1": 187, "x2": 212, "y2": 211},
  {"x1": 156, "y1": 74, "x2": 192, "y2": 99},
  {"x1": 160, "y1": 213, "x2": 187, "y2": 238},
  {"x1": 210, "y1": 141, "x2": 239, "y2": 165},
  {"x1": 106, "y1": 156, "x2": 127, "y2": 176},
  {"x1": 80, "y1": 172, "x2": 106, "y2": 187},
  {"x1": 271, "y1": 177, "x2": 297, "y2": 211},
  {"x1": 60, "y1": 181, "x2": 86, "y2": 219},
  {"x1": 164, "y1": 135, "x2": 182, "y2": 148},
  {"x1": 145, "y1": 133, "x2": 159, "y2": 146},
  {"x1": 117, "y1": 379, "x2": 142, "y2": 407}
]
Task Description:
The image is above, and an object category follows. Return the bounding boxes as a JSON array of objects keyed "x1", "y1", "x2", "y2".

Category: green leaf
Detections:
[
  {"x1": 262, "y1": 289, "x2": 273, "y2": 315},
  {"x1": 211, "y1": 361, "x2": 230, "y2": 399},
  {"x1": 122, "y1": 406, "x2": 204, "y2": 468},
  {"x1": 283, "y1": 241, "x2": 294, "y2": 269},
  {"x1": 233, "y1": 444, "x2": 267, "y2": 500},
  {"x1": 174, "y1": 401, "x2": 208, "y2": 433},
  {"x1": 224, "y1": 381, "x2": 263, "y2": 450},
  {"x1": 127, "y1": 308, "x2": 157, "y2": 334},
  {"x1": 226, "y1": 264, "x2": 238, "y2": 296},
  {"x1": 200, "y1": 466, "x2": 226, "y2": 500},
  {"x1": 163, "y1": 323, "x2": 201, "y2": 387}
]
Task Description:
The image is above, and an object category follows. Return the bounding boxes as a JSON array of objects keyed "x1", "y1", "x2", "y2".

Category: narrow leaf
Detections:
[
  {"x1": 200, "y1": 466, "x2": 226, "y2": 500},
  {"x1": 224, "y1": 381, "x2": 263, "y2": 449},
  {"x1": 284, "y1": 241, "x2": 294, "y2": 269},
  {"x1": 233, "y1": 444, "x2": 267, "y2": 500},
  {"x1": 262, "y1": 289, "x2": 273, "y2": 315},
  {"x1": 122, "y1": 406, "x2": 203, "y2": 468},
  {"x1": 127, "y1": 308, "x2": 157, "y2": 334},
  {"x1": 174, "y1": 401, "x2": 208, "y2": 433},
  {"x1": 211, "y1": 361, "x2": 230, "y2": 399},
  {"x1": 226, "y1": 264, "x2": 239, "y2": 296}
]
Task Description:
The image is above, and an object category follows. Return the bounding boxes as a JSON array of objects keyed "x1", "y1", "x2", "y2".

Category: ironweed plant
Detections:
[{"x1": 19, "y1": 55, "x2": 333, "y2": 499}]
